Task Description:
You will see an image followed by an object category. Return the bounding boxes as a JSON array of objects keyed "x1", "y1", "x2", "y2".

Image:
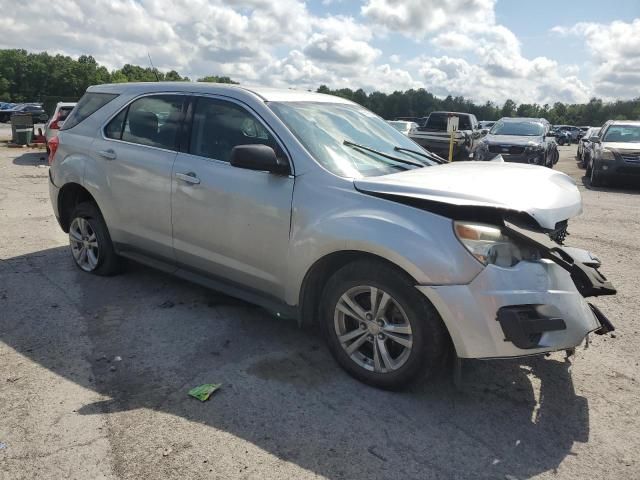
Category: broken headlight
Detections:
[{"x1": 454, "y1": 222, "x2": 541, "y2": 267}]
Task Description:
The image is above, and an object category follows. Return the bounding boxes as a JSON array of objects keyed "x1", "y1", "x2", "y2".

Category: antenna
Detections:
[{"x1": 147, "y1": 52, "x2": 160, "y2": 81}]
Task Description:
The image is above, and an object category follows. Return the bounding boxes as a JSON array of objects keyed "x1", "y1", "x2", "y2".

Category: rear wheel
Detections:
[
  {"x1": 68, "y1": 202, "x2": 121, "y2": 275},
  {"x1": 321, "y1": 260, "x2": 448, "y2": 389}
]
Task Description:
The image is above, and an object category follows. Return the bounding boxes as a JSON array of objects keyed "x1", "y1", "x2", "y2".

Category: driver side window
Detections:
[{"x1": 189, "y1": 97, "x2": 284, "y2": 163}]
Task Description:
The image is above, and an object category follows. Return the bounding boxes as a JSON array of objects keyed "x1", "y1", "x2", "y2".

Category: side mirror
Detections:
[
  {"x1": 546, "y1": 131, "x2": 555, "y2": 137},
  {"x1": 230, "y1": 144, "x2": 290, "y2": 175},
  {"x1": 589, "y1": 136, "x2": 600, "y2": 143}
]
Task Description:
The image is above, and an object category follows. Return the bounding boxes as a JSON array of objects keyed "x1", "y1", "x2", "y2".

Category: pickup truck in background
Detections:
[{"x1": 409, "y1": 111, "x2": 482, "y2": 160}]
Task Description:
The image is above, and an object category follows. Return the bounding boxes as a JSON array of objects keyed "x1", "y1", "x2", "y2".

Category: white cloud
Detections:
[
  {"x1": 362, "y1": 0, "x2": 495, "y2": 36},
  {"x1": 0, "y1": 0, "x2": 636, "y2": 103},
  {"x1": 552, "y1": 19, "x2": 640, "y2": 99}
]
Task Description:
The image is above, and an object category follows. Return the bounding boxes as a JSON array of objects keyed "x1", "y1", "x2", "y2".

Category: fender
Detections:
[{"x1": 284, "y1": 174, "x2": 484, "y2": 306}]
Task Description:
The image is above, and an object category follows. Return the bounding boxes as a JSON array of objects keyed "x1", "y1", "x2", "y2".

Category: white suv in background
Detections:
[{"x1": 45, "y1": 102, "x2": 76, "y2": 151}]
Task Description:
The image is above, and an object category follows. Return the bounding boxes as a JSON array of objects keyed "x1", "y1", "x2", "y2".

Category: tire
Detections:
[
  {"x1": 321, "y1": 259, "x2": 449, "y2": 390},
  {"x1": 68, "y1": 202, "x2": 121, "y2": 276},
  {"x1": 590, "y1": 160, "x2": 602, "y2": 187}
]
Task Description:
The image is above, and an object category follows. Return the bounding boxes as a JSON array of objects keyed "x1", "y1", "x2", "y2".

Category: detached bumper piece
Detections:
[
  {"x1": 497, "y1": 305, "x2": 566, "y2": 350},
  {"x1": 549, "y1": 248, "x2": 617, "y2": 298},
  {"x1": 589, "y1": 303, "x2": 615, "y2": 335}
]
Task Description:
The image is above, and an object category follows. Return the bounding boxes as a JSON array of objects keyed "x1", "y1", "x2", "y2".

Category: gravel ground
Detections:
[{"x1": 1, "y1": 132, "x2": 639, "y2": 480}]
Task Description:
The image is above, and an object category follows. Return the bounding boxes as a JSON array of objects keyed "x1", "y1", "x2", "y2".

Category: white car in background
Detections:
[
  {"x1": 45, "y1": 102, "x2": 76, "y2": 152},
  {"x1": 387, "y1": 120, "x2": 418, "y2": 136}
]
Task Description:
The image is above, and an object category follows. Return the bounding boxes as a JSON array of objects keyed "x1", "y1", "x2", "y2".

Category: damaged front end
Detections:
[{"x1": 353, "y1": 162, "x2": 616, "y2": 358}]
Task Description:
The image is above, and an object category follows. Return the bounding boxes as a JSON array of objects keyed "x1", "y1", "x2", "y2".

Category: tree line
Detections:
[{"x1": 1, "y1": 49, "x2": 638, "y2": 126}]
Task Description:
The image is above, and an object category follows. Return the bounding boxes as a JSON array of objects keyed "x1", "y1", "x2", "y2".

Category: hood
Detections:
[
  {"x1": 354, "y1": 162, "x2": 582, "y2": 231},
  {"x1": 485, "y1": 134, "x2": 542, "y2": 145},
  {"x1": 602, "y1": 141, "x2": 640, "y2": 153}
]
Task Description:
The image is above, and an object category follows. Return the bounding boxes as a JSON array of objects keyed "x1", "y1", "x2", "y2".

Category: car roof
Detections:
[
  {"x1": 499, "y1": 117, "x2": 544, "y2": 123},
  {"x1": 429, "y1": 111, "x2": 473, "y2": 116},
  {"x1": 57, "y1": 102, "x2": 77, "y2": 107},
  {"x1": 608, "y1": 120, "x2": 640, "y2": 126},
  {"x1": 86, "y1": 82, "x2": 354, "y2": 104}
]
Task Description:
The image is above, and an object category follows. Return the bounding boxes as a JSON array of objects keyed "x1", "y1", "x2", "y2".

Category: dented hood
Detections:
[{"x1": 354, "y1": 162, "x2": 582, "y2": 230}]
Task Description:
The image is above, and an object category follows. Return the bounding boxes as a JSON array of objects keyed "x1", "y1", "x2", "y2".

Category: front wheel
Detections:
[
  {"x1": 321, "y1": 260, "x2": 449, "y2": 389},
  {"x1": 589, "y1": 160, "x2": 603, "y2": 187}
]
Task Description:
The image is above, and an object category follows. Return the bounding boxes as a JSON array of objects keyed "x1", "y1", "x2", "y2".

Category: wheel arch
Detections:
[
  {"x1": 57, "y1": 183, "x2": 99, "y2": 232},
  {"x1": 297, "y1": 250, "x2": 419, "y2": 328}
]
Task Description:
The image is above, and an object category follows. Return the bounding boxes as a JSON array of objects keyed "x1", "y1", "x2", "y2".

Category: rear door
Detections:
[
  {"x1": 90, "y1": 94, "x2": 187, "y2": 261},
  {"x1": 171, "y1": 95, "x2": 294, "y2": 299}
]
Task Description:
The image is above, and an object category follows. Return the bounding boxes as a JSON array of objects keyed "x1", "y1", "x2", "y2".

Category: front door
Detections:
[{"x1": 171, "y1": 96, "x2": 294, "y2": 299}]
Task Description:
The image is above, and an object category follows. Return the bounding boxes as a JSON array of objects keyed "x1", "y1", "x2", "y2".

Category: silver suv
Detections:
[
  {"x1": 49, "y1": 83, "x2": 615, "y2": 389},
  {"x1": 587, "y1": 120, "x2": 640, "y2": 186}
]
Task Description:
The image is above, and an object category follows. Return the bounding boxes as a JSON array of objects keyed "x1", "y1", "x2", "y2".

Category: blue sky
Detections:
[
  {"x1": 1, "y1": 0, "x2": 638, "y2": 104},
  {"x1": 307, "y1": 0, "x2": 640, "y2": 87}
]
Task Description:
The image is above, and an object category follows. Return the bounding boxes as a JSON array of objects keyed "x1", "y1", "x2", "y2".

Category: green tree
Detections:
[
  {"x1": 197, "y1": 75, "x2": 238, "y2": 84},
  {"x1": 501, "y1": 99, "x2": 517, "y2": 118}
]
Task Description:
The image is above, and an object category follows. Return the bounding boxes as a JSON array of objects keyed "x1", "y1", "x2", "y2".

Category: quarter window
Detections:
[
  {"x1": 105, "y1": 95, "x2": 185, "y2": 151},
  {"x1": 189, "y1": 97, "x2": 284, "y2": 162},
  {"x1": 62, "y1": 92, "x2": 118, "y2": 130}
]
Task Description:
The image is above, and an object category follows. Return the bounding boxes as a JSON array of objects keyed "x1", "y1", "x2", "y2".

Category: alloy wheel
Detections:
[
  {"x1": 334, "y1": 285, "x2": 413, "y2": 373},
  {"x1": 69, "y1": 217, "x2": 100, "y2": 271}
]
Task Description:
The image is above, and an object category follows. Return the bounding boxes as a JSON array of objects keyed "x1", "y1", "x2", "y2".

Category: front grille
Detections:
[
  {"x1": 622, "y1": 155, "x2": 640, "y2": 164},
  {"x1": 488, "y1": 145, "x2": 525, "y2": 154}
]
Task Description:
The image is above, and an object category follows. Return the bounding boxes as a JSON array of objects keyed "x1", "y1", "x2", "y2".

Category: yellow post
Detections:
[{"x1": 448, "y1": 129, "x2": 454, "y2": 162}]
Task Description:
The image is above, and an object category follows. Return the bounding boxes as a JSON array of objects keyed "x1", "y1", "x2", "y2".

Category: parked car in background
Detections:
[
  {"x1": 387, "y1": 120, "x2": 418, "y2": 136},
  {"x1": 587, "y1": 120, "x2": 640, "y2": 186},
  {"x1": 556, "y1": 125, "x2": 581, "y2": 143},
  {"x1": 0, "y1": 102, "x2": 16, "y2": 110},
  {"x1": 578, "y1": 126, "x2": 591, "y2": 140},
  {"x1": 394, "y1": 116, "x2": 427, "y2": 125},
  {"x1": 48, "y1": 82, "x2": 615, "y2": 389},
  {"x1": 474, "y1": 117, "x2": 558, "y2": 167},
  {"x1": 409, "y1": 111, "x2": 481, "y2": 160},
  {"x1": 478, "y1": 120, "x2": 496, "y2": 134},
  {"x1": 45, "y1": 102, "x2": 77, "y2": 151},
  {"x1": 577, "y1": 127, "x2": 600, "y2": 168},
  {"x1": 7, "y1": 103, "x2": 49, "y2": 123},
  {"x1": 0, "y1": 103, "x2": 20, "y2": 122}
]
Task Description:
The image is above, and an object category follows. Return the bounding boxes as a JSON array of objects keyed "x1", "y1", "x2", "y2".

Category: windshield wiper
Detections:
[
  {"x1": 343, "y1": 140, "x2": 425, "y2": 168},
  {"x1": 393, "y1": 146, "x2": 447, "y2": 164}
]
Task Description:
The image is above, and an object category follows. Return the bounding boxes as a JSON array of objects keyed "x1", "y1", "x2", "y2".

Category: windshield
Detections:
[
  {"x1": 603, "y1": 125, "x2": 640, "y2": 143},
  {"x1": 269, "y1": 101, "x2": 434, "y2": 178},
  {"x1": 490, "y1": 121, "x2": 544, "y2": 136}
]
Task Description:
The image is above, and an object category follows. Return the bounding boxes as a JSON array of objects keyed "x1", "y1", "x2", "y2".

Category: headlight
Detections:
[
  {"x1": 601, "y1": 148, "x2": 616, "y2": 161},
  {"x1": 525, "y1": 143, "x2": 544, "y2": 152},
  {"x1": 454, "y1": 222, "x2": 541, "y2": 267}
]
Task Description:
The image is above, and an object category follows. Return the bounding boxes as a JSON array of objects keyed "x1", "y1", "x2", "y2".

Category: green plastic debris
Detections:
[{"x1": 188, "y1": 383, "x2": 221, "y2": 402}]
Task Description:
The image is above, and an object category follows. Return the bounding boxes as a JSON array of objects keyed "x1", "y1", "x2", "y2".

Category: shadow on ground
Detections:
[
  {"x1": 579, "y1": 173, "x2": 640, "y2": 194},
  {"x1": 0, "y1": 247, "x2": 590, "y2": 479},
  {"x1": 11, "y1": 151, "x2": 48, "y2": 167}
]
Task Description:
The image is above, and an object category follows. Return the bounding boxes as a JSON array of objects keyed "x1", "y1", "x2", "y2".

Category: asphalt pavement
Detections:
[{"x1": 0, "y1": 138, "x2": 639, "y2": 480}]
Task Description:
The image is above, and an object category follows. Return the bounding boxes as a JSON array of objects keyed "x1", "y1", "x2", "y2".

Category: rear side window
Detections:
[
  {"x1": 61, "y1": 92, "x2": 118, "y2": 130},
  {"x1": 105, "y1": 95, "x2": 185, "y2": 151},
  {"x1": 426, "y1": 113, "x2": 447, "y2": 130},
  {"x1": 58, "y1": 107, "x2": 74, "y2": 120}
]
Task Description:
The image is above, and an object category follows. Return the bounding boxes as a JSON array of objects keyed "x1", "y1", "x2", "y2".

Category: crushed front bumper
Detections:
[{"x1": 417, "y1": 252, "x2": 614, "y2": 359}]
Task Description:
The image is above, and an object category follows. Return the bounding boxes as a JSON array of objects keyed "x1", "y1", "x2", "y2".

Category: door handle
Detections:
[
  {"x1": 98, "y1": 149, "x2": 117, "y2": 160},
  {"x1": 176, "y1": 172, "x2": 200, "y2": 184}
]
